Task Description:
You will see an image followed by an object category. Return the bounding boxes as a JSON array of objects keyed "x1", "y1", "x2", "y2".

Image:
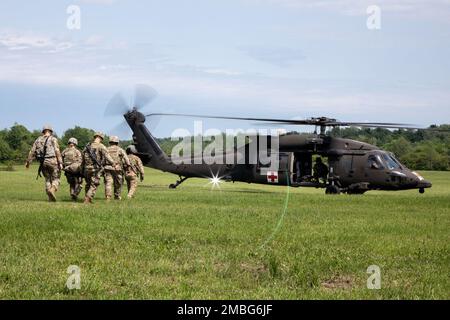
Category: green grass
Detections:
[{"x1": 0, "y1": 165, "x2": 449, "y2": 300}]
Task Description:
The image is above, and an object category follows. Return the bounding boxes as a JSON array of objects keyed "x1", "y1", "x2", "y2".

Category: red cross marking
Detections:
[{"x1": 267, "y1": 171, "x2": 278, "y2": 183}]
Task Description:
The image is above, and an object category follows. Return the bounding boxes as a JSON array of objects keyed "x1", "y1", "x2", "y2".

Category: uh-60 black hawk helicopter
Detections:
[{"x1": 107, "y1": 85, "x2": 432, "y2": 195}]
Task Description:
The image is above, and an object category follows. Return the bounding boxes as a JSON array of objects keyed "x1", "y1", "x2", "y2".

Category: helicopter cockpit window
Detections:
[
  {"x1": 390, "y1": 154, "x2": 403, "y2": 170},
  {"x1": 368, "y1": 155, "x2": 384, "y2": 170},
  {"x1": 381, "y1": 153, "x2": 401, "y2": 170}
]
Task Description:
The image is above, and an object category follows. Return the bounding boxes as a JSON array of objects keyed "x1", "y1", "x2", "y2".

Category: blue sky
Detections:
[{"x1": 0, "y1": 0, "x2": 449, "y2": 138}]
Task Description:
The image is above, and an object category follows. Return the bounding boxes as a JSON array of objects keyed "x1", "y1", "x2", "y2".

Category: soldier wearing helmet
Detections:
[
  {"x1": 125, "y1": 145, "x2": 145, "y2": 199},
  {"x1": 25, "y1": 125, "x2": 63, "y2": 202},
  {"x1": 104, "y1": 136, "x2": 131, "y2": 200},
  {"x1": 82, "y1": 132, "x2": 115, "y2": 204},
  {"x1": 61, "y1": 137, "x2": 83, "y2": 201}
]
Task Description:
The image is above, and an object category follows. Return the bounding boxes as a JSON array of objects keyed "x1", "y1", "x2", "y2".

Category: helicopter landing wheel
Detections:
[
  {"x1": 419, "y1": 188, "x2": 425, "y2": 194},
  {"x1": 169, "y1": 176, "x2": 188, "y2": 189},
  {"x1": 325, "y1": 185, "x2": 341, "y2": 195}
]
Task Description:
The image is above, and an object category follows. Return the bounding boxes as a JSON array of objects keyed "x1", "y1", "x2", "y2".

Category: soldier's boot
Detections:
[
  {"x1": 84, "y1": 196, "x2": 93, "y2": 204},
  {"x1": 46, "y1": 192, "x2": 54, "y2": 202},
  {"x1": 71, "y1": 195, "x2": 78, "y2": 202},
  {"x1": 47, "y1": 187, "x2": 57, "y2": 202},
  {"x1": 127, "y1": 181, "x2": 136, "y2": 199},
  {"x1": 105, "y1": 189, "x2": 112, "y2": 201}
]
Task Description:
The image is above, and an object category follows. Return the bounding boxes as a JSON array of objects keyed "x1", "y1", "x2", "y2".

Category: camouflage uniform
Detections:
[
  {"x1": 126, "y1": 154, "x2": 145, "y2": 199},
  {"x1": 27, "y1": 132, "x2": 63, "y2": 202},
  {"x1": 104, "y1": 144, "x2": 131, "y2": 200},
  {"x1": 82, "y1": 135, "x2": 114, "y2": 203},
  {"x1": 62, "y1": 143, "x2": 83, "y2": 201},
  {"x1": 313, "y1": 158, "x2": 329, "y2": 183}
]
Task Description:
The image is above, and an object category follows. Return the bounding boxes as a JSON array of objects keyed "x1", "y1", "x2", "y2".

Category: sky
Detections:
[{"x1": 0, "y1": 0, "x2": 449, "y2": 138}]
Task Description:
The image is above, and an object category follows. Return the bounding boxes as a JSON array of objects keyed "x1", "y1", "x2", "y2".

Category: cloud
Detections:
[
  {"x1": 0, "y1": 32, "x2": 74, "y2": 53},
  {"x1": 246, "y1": 0, "x2": 450, "y2": 18},
  {"x1": 0, "y1": 29, "x2": 448, "y2": 126},
  {"x1": 203, "y1": 68, "x2": 243, "y2": 76},
  {"x1": 98, "y1": 64, "x2": 129, "y2": 71},
  {"x1": 0, "y1": 33, "x2": 52, "y2": 49},
  {"x1": 78, "y1": 0, "x2": 117, "y2": 4},
  {"x1": 85, "y1": 35, "x2": 104, "y2": 46},
  {"x1": 238, "y1": 45, "x2": 306, "y2": 67}
]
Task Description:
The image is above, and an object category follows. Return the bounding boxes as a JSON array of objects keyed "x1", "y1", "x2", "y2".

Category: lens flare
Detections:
[{"x1": 208, "y1": 173, "x2": 223, "y2": 190}]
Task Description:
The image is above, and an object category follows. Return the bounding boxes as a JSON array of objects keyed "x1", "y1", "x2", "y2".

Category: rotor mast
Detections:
[{"x1": 310, "y1": 117, "x2": 336, "y2": 136}]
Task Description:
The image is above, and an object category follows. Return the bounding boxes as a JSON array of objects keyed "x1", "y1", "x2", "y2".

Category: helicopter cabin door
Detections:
[
  {"x1": 336, "y1": 154, "x2": 355, "y2": 185},
  {"x1": 292, "y1": 152, "x2": 313, "y2": 183}
]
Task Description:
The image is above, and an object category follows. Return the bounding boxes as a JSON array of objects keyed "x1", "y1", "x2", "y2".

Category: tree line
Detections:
[
  {"x1": 0, "y1": 123, "x2": 449, "y2": 171},
  {"x1": 0, "y1": 125, "x2": 131, "y2": 165}
]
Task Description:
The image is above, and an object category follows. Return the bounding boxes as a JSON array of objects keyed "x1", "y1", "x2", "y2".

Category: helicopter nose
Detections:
[
  {"x1": 411, "y1": 171, "x2": 431, "y2": 189},
  {"x1": 418, "y1": 180, "x2": 432, "y2": 189}
]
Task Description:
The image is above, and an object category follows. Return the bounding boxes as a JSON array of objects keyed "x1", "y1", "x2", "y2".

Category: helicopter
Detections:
[{"x1": 106, "y1": 85, "x2": 432, "y2": 195}]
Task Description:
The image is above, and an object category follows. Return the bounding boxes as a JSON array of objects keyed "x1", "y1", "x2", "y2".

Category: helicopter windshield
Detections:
[
  {"x1": 368, "y1": 154, "x2": 384, "y2": 170},
  {"x1": 381, "y1": 152, "x2": 402, "y2": 170}
]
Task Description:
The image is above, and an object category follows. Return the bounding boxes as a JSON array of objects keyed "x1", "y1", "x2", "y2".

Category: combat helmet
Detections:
[
  {"x1": 94, "y1": 132, "x2": 105, "y2": 140},
  {"x1": 126, "y1": 145, "x2": 138, "y2": 155},
  {"x1": 68, "y1": 137, "x2": 78, "y2": 146},
  {"x1": 109, "y1": 136, "x2": 120, "y2": 144},
  {"x1": 42, "y1": 125, "x2": 53, "y2": 133}
]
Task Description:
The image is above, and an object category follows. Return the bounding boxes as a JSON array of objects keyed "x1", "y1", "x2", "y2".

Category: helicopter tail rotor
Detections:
[{"x1": 105, "y1": 84, "x2": 159, "y2": 139}]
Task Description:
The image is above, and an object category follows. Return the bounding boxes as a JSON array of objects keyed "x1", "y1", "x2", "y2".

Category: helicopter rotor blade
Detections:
[
  {"x1": 326, "y1": 121, "x2": 418, "y2": 128},
  {"x1": 147, "y1": 114, "x2": 162, "y2": 133},
  {"x1": 108, "y1": 121, "x2": 133, "y2": 140},
  {"x1": 105, "y1": 93, "x2": 130, "y2": 117},
  {"x1": 332, "y1": 123, "x2": 422, "y2": 129},
  {"x1": 146, "y1": 113, "x2": 314, "y2": 125},
  {"x1": 254, "y1": 122, "x2": 422, "y2": 130},
  {"x1": 146, "y1": 113, "x2": 422, "y2": 130},
  {"x1": 134, "y1": 84, "x2": 158, "y2": 110}
]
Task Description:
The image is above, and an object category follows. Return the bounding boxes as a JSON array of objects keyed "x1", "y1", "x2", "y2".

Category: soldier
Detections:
[
  {"x1": 104, "y1": 136, "x2": 131, "y2": 200},
  {"x1": 25, "y1": 125, "x2": 63, "y2": 202},
  {"x1": 62, "y1": 137, "x2": 83, "y2": 201},
  {"x1": 125, "y1": 145, "x2": 145, "y2": 199},
  {"x1": 82, "y1": 132, "x2": 114, "y2": 204},
  {"x1": 313, "y1": 157, "x2": 329, "y2": 184}
]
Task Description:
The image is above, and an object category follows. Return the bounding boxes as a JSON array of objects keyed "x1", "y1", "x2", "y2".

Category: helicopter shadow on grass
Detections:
[
  {"x1": 218, "y1": 188, "x2": 276, "y2": 194},
  {"x1": 139, "y1": 184, "x2": 275, "y2": 194}
]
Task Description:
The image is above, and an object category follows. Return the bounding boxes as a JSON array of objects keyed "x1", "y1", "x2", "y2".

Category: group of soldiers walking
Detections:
[{"x1": 25, "y1": 126, "x2": 145, "y2": 203}]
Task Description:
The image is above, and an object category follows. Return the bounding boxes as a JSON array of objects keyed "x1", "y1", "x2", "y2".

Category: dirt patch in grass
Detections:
[
  {"x1": 240, "y1": 262, "x2": 268, "y2": 275},
  {"x1": 321, "y1": 275, "x2": 354, "y2": 290}
]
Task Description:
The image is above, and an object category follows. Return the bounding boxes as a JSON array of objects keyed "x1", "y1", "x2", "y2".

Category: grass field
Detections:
[{"x1": 0, "y1": 165, "x2": 448, "y2": 300}]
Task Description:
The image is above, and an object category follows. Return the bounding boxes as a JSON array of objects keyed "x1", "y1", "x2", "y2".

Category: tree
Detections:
[
  {"x1": 357, "y1": 135, "x2": 378, "y2": 146},
  {"x1": 402, "y1": 142, "x2": 449, "y2": 171},
  {"x1": 0, "y1": 136, "x2": 13, "y2": 162},
  {"x1": 383, "y1": 137, "x2": 412, "y2": 160},
  {"x1": 61, "y1": 126, "x2": 96, "y2": 149},
  {"x1": 5, "y1": 124, "x2": 33, "y2": 150},
  {"x1": 3, "y1": 124, "x2": 39, "y2": 162}
]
